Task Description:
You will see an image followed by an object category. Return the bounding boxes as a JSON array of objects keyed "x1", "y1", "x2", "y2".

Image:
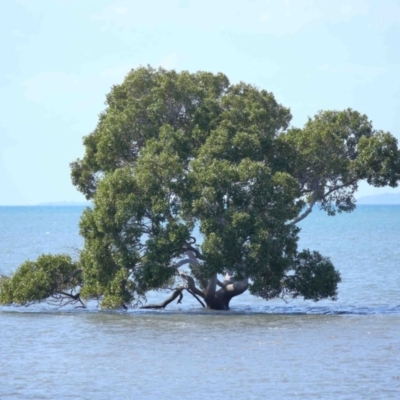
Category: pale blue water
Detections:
[
  {"x1": 0, "y1": 206, "x2": 84, "y2": 275},
  {"x1": 1, "y1": 205, "x2": 400, "y2": 399}
]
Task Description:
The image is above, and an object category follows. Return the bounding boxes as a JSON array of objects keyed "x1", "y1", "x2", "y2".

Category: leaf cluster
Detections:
[{"x1": 0, "y1": 254, "x2": 81, "y2": 307}]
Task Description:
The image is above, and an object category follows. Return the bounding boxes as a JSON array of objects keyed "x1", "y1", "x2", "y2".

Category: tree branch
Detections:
[
  {"x1": 173, "y1": 250, "x2": 201, "y2": 269},
  {"x1": 183, "y1": 244, "x2": 206, "y2": 261},
  {"x1": 223, "y1": 279, "x2": 249, "y2": 296},
  {"x1": 140, "y1": 287, "x2": 184, "y2": 309},
  {"x1": 186, "y1": 288, "x2": 206, "y2": 307},
  {"x1": 205, "y1": 274, "x2": 218, "y2": 298},
  {"x1": 216, "y1": 279, "x2": 226, "y2": 288},
  {"x1": 287, "y1": 198, "x2": 316, "y2": 225},
  {"x1": 289, "y1": 179, "x2": 357, "y2": 225},
  {"x1": 178, "y1": 271, "x2": 205, "y2": 298},
  {"x1": 54, "y1": 290, "x2": 85, "y2": 308}
]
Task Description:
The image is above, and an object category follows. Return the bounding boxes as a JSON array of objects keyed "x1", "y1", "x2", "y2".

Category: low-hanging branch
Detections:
[
  {"x1": 53, "y1": 290, "x2": 86, "y2": 308},
  {"x1": 140, "y1": 287, "x2": 184, "y2": 309},
  {"x1": 186, "y1": 288, "x2": 206, "y2": 307}
]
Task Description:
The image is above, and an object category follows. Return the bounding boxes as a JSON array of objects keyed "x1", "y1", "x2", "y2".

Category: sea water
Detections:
[{"x1": 1, "y1": 205, "x2": 400, "y2": 399}]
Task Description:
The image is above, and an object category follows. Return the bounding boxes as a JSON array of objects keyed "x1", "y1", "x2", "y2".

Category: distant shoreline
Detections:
[
  {"x1": 1, "y1": 194, "x2": 400, "y2": 207},
  {"x1": 37, "y1": 202, "x2": 92, "y2": 206},
  {"x1": 0, "y1": 202, "x2": 92, "y2": 207},
  {"x1": 357, "y1": 193, "x2": 400, "y2": 205}
]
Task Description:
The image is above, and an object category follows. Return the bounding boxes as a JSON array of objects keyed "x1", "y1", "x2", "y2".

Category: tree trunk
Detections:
[
  {"x1": 204, "y1": 274, "x2": 248, "y2": 310},
  {"x1": 140, "y1": 272, "x2": 248, "y2": 311},
  {"x1": 204, "y1": 290, "x2": 231, "y2": 310}
]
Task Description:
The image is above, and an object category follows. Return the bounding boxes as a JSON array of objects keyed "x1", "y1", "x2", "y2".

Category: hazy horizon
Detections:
[{"x1": 2, "y1": 192, "x2": 400, "y2": 207}]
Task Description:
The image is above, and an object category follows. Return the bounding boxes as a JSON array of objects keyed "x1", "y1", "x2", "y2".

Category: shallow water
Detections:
[
  {"x1": 1, "y1": 205, "x2": 400, "y2": 399},
  {"x1": 1, "y1": 311, "x2": 400, "y2": 399}
]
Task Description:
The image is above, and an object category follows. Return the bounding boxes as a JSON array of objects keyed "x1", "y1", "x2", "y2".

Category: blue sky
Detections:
[{"x1": 1, "y1": 0, "x2": 399, "y2": 205}]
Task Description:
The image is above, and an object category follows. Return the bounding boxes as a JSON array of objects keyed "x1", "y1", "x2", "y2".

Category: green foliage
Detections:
[
  {"x1": 67, "y1": 67, "x2": 400, "y2": 307},
  {"x1": 356, "y1": 132, "x2": 400, "y2": 187},
  {"x1": 249, "y1": 249, "x2": 341, "y2": 301},
  {"x1": 0, "y1": 254, "x2": 80, "y2": 306},
  {"x1": 280, "y1": 109, "x2": 400, "y2": 216},
  {"x1": 284, "y1": 250, "x2": 341, "y2": 301},
  {"x1": 3, "y1": 66, "x2": 399, "y2": 309}
]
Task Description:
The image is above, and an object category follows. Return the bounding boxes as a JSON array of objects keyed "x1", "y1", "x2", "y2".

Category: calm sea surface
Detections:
[{"x1": 1, "y1": 205, "x2": 400, "y2": 399}]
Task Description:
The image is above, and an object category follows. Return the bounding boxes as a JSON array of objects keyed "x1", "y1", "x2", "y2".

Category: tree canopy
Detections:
[{"x1": 1, "y1": 66, "x2": 400, "y2": 310}]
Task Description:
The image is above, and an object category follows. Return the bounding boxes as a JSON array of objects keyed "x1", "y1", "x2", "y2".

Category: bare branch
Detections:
[
  {"x1": 178, "y1": 271, "x2": 205, "y2": 298},
  {"x1": 216, "y1": 279, "x2": 226, "y2": 288},
  {"x1": 174, "y1": 258, "x2": 196, "y2": 269},
  {"x1": 189, "y1": 264, "x2": 208, "y2": 291},
  {"x1": 183, "y1": 244, "x2": 206, "y2": 261},
  {"x1": 289, "y1": 179, "x2": 357, "y2": 225},
  {"x1": 287, "y1": 198, "x2": 316, "y2": 225},
  {"x1": 224, "y1": 279, "x2": 249, "y2": 295},
  {"x1": 186, "y1": 289, "x2": 206, "y2": 307},
  {"x1": 140, "y1": 287, "x2": 184, "y2": 309},
  {"x1": 173, "y1": 250, "x2": 201, "y2": 269},
  {"x1": 54, "y1": 291, "x2": 86, "y2": 308}
]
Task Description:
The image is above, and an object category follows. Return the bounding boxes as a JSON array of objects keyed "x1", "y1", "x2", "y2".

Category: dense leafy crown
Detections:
[{"x1": 2, "y1": 66, "x2": 399, "y2": 309}]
